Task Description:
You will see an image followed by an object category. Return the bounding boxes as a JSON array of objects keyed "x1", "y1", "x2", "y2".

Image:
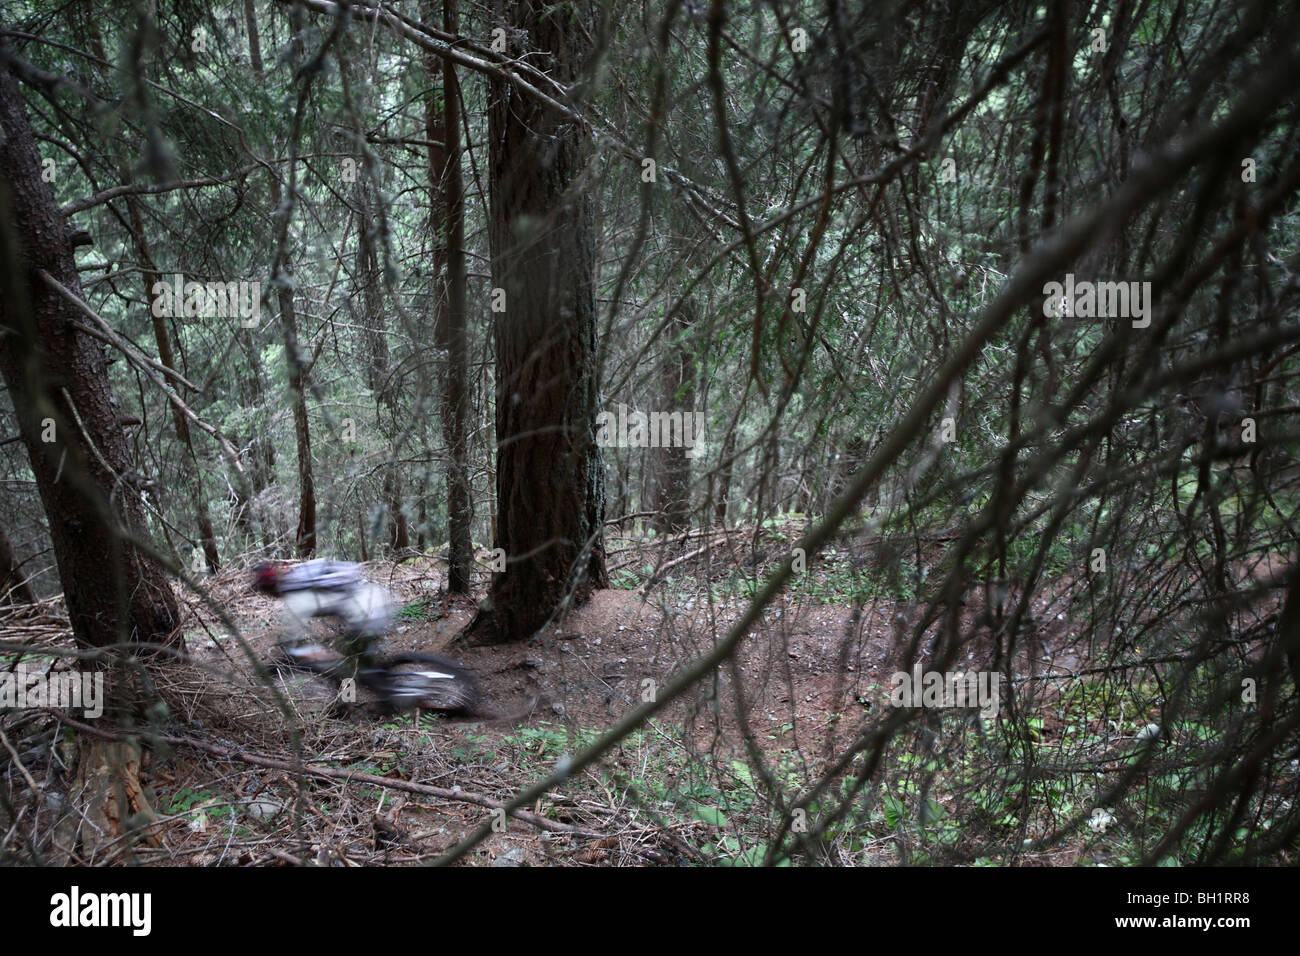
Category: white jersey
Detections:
[
  {"x1": 277, "y1": 559, "x2": 366, "y2": 593},
  {"x1": 280, "y1": 578, "x2": 394, "y2": 642}
]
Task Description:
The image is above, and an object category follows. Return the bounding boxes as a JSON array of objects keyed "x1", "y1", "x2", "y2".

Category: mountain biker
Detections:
[
  {"x1": 252, "y1": 559, "x2": 394, "y2": 668},
  {"x1": 252, "y1": 559, "x2": 478, "y2": 714}
]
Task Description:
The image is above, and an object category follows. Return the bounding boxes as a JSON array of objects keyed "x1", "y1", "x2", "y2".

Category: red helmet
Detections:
[{"x1": 252, "y1": 562, "x2": 282, "y2": 594}]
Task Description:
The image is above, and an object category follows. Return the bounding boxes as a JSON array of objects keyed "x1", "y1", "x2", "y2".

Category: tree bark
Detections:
[
  {"x1": 651, "y1": 298, "x2": 696, "y2": 535},
  {"x1": 352, "y1": 173, "x2": 408, "y2": 553},
  {"x1": 425, "y1": 0, "x2": 474, "y2": 593},
  {"x1": 0, "y1": 524, "x2": 35, "y2": 604},
  {"x1": 355, "y1": 178, "x2": 390, "y2": 403},
  {"x1": 280, "y1": 277, "x2": 315, "y2": 559},
  {"x1": 384, "y1": 467, "x2": 409, "y2": 552},
  {"x1": 0, "y1": 57, "x2": 179, "y2": 648},
  {"x1": 232, "y1": 327, "x2": 276, "y2": 540},
  {"x1": 467, "y1": 0, "x2": 607, "y2": 643},
  {"x1": 1276, "y1": 551, "x2": 1300, "y2": 702},
  {"x1": 714, "y1": 430, "x2": 736, "y2": 527},
  {"x1": 236, "y1": 0, "x2": 275, "y2": 535}
]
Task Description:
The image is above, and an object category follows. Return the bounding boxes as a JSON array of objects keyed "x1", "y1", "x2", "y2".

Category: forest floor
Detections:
[
  {"x1": 144, "y1": 530, "x2": 1104, "y2": 867},
  {"x1": 10, "y1": 524, "x2": 1263, "y2": 867}
]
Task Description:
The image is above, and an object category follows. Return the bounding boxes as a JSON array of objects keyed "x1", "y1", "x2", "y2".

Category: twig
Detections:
[
  {"x1": 0, "y1": 726, "x2": 41, "y2": 793},
  {"x1": 61, "y1": 164, "x2": 263, "y2": 216}
]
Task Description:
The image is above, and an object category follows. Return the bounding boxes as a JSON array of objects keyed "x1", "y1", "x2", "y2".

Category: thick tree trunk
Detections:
[
  {"x1": 426, "y1": 0, "x2": 474, "y2": 593},
  {"x1": 0, "y1": 59, "x2": 179, "y2": 648},
  {"x1": 466, "y1": 0, "x2": 607, "y2": 643}
]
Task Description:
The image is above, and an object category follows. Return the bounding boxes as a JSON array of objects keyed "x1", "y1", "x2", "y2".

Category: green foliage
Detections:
[{"x1": 395, "y1": 598, "x2": 436, "y2": 623}]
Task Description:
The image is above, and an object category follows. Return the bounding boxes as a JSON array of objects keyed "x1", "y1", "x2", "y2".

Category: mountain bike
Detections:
[{"x1": 269, "y1": 638, "x2": 478, "y2": 715}]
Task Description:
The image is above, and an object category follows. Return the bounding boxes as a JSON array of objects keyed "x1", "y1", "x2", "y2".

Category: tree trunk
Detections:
[
  {"x1": 714, "y1": 430, "x2": 736, "y2": 526},
  {"x1": 281, "y1": 282, "x2": 316, "y2": 558},
  {"x1": 353, "y1": 174, "x2": 408, "y2": 553},
  {"x1": 0, "y1": 524, "x2": 35, "y2": 604},
  {"x1": 0, "y1": 59, "x2": 179, "y2": 649},
  {"x1": 238, "y1": 0, "x2": 275, "y2": 514},
  {"x1": 1276, "y1": 551, "x2": 1300, "y2": 702},
  {"x1": 124, "y1": 187, "x2": 220, "y2": 572},
  {"x1": 466, "y1": 0, "x2": 607, "y2": 643},
  {"x1": 651, "y1": 299, "x2": 696, "y2": 535},
  {"x1": 426, "y1": 0, "x2": 474, "y2": 593},
  {"x1": 614, "y1": 448, "x2": 629, "y2": 521},
  {"x1": 385, "y1": 467, "x2": 409, "y2": 552},
  {"x1": 232, "y1": 328, "x2": 275, "y2": 539},
  {"x1": 246, "y1": 0, "x2": 315, "y2": 557},
  {"x1": 355, "y1": 178, "x2": 390, "y2": 402},
  {"x1": 238, "y1": 1, "x2": 277, "y2": 548}
]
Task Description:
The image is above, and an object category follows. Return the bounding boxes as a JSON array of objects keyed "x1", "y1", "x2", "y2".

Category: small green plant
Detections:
[
  {"x1": 395, "y1": 598, "x2": 436, "y2": 622},
  {"x1": 163, "y1": 788, "x2": 241, "y2": 828},
  {"x1": 163, "y1": 788, "x2": 211, "y2": 816}
]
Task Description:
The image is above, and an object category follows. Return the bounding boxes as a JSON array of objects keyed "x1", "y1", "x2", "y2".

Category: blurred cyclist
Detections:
[
  {"x1": 252, "y1": 559, "x2": 478, "y2": 715},
  {"x1": 252, "y1": 559, "x2": 394, "y2": 668}
]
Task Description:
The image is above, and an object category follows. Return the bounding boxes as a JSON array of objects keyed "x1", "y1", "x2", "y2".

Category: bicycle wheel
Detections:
[{"x1": 372, "y1": 653, "x2": 478, "y2": 713}]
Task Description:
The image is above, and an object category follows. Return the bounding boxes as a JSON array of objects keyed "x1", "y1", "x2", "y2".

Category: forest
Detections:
[{"x1": 0, "y1": 0, "x2": 1298, "y2": 870}]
